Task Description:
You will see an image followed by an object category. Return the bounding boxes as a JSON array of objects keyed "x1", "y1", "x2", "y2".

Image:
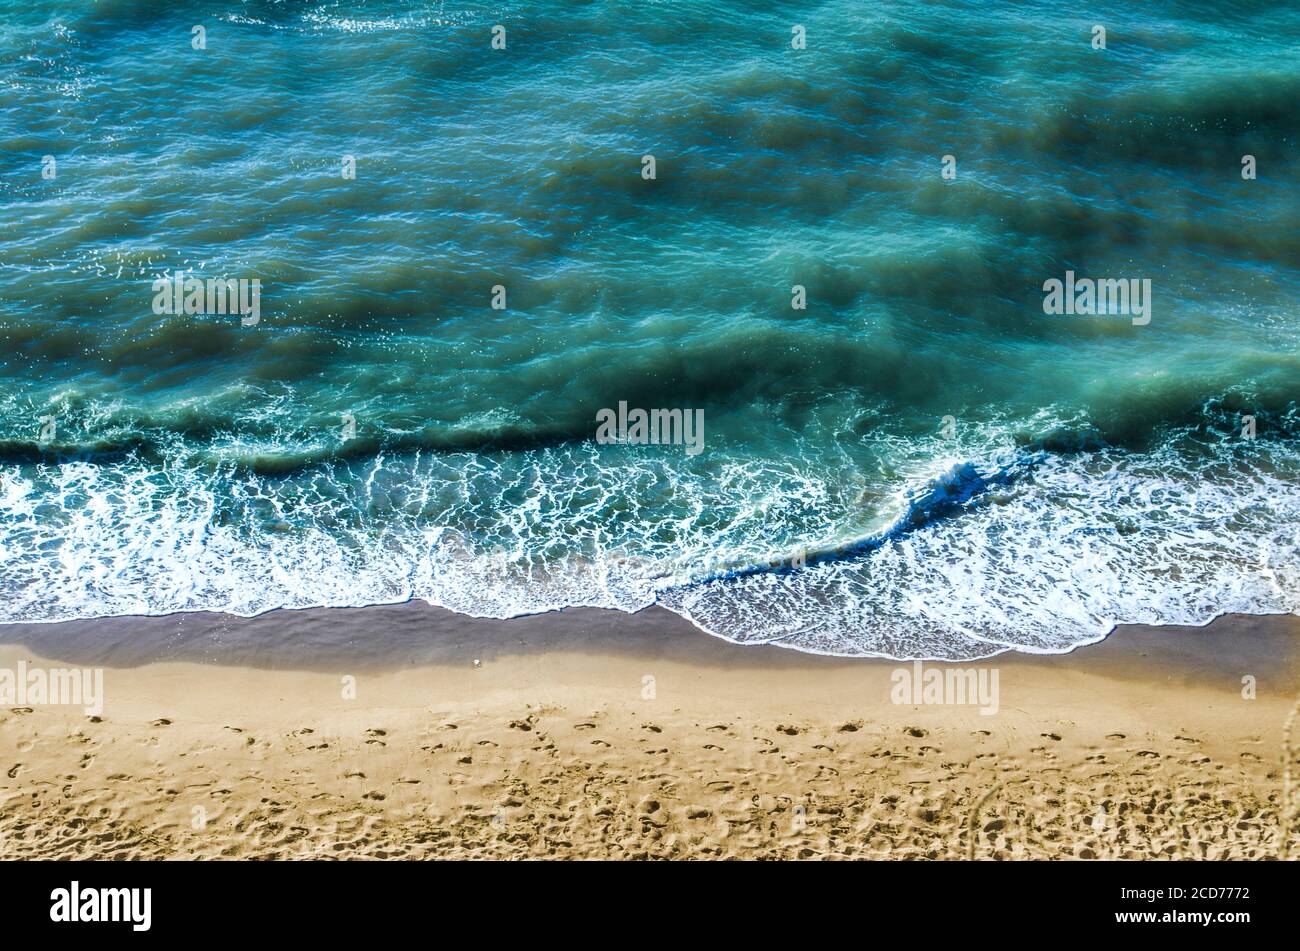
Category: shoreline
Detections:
[
  {"x1": 1, "y1": 609, "x2": 1297, "y2": 859},
  {"x1": 1, "y1": 598, "x2": 1298, "y2": 673}
]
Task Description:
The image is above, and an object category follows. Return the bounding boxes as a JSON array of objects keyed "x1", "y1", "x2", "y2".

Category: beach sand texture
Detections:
[{"x1": 1, "y1": 606, "x2": 1297, "y2": 859}]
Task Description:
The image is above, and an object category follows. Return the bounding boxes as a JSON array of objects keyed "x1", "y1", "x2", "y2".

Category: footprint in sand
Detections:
[{"x1": 151, "y1": 718, "x2": 172, "y2": 727}]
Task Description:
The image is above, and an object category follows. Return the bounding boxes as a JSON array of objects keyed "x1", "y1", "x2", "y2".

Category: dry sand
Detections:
[{"x1": 1, "y1": 605, "x2": 1297, "y2": 859}]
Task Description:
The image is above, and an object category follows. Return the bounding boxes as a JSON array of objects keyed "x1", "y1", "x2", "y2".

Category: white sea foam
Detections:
[
  {"x1": 0, "y1": 432, "x2": 1295, "y2": 660},
  {"x1": 661, "y1": 448, "x2": 1300, "y2": 658}
]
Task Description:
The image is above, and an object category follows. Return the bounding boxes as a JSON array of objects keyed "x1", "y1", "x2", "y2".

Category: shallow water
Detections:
[{"x1": 1, "y1": 1, "x2": 1297, "y2": 657}]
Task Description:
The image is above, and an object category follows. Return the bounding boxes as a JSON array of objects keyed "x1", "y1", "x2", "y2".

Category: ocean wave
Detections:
[
  {"x1": 660, "y1": 439, "x2": 1300, "y2": 658},
  {"x1": 2, "y1": 386, "x2": 1294, "y2": 471},
  {"x1": 1, "y1": 407, "x2": 1295, "y2": 660}
]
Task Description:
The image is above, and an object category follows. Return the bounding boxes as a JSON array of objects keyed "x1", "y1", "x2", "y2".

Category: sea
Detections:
[{"x1": 1, "y1": 0, "x2": 1297, "y2": 659}]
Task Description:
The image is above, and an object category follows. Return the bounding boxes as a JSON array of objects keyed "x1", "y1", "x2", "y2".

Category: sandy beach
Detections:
[{"x1": 1, "y1": 605, "x2": 1297, "y2": 860}]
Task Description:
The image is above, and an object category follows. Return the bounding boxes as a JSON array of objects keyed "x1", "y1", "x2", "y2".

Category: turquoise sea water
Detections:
[{"x1": 1, "y1": 1, "x2": 1297, "y2": 658}]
